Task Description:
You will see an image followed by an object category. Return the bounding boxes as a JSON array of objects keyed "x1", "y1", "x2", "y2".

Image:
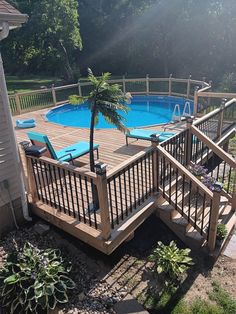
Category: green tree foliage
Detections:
[{"x1": 3, "y1": 0, "x2": 82, "y2": 80}]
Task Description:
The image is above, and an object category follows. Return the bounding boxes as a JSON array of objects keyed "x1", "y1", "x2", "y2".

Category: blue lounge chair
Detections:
[
  {"x1": 126, "y1": 129, "x2": 176, "y2": 145},
  {"x1": 16, "y1": 119, "x2": 36, "y2": 129},
  {"x1": 27, "y1": 131, "x2": 99, "y2": 164}
]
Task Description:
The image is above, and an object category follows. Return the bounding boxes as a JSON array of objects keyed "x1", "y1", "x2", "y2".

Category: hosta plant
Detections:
[
  {"x1": 149, "y1": 241, "x2": 194, "y2": 281},
  {"x1": 0, "y1": 242, "x2": 75, "y2": 314}
]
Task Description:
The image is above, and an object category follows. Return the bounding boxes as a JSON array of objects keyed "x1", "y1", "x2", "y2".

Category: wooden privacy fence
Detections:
[{"x1": 9, "y1": 76, "x2": 208, "y2": 115}]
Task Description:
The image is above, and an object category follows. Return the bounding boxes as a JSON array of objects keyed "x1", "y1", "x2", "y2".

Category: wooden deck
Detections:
[{"x1": 13, "y1": 108, "x2": 186, "y2": 169}]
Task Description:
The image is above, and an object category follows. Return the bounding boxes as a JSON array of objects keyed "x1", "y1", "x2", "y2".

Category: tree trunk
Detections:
[
  {"x1": 59, "y1": 41, "x2": 74, "y2": 81},
  {"x1": 90, "y1": 104, "x2": 99, "y2": 209}
]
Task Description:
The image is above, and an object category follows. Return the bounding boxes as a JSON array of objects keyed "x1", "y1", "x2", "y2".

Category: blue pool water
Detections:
[{"x1": 46, "y1": 95, "x2": 193, "y2": 129}]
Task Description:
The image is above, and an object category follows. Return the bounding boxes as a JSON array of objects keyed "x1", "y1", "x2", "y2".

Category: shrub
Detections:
[
  {"x1": 216, "y1": 224, "x2": 227, "y2": 240},
  {"x1": 149, "y1": 241, "x2": 194, "y2": 281},
  {"x1": 0, "y1": 242, "x2": 75, "y2": 314}
]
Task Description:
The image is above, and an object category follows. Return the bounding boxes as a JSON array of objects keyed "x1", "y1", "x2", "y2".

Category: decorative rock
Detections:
[
  {"x1": 33, "y1": 222, "x2": 50, "y2": 235},
  {"x1": 78, "y1": 292, "x2": 86, "y2": 302}
]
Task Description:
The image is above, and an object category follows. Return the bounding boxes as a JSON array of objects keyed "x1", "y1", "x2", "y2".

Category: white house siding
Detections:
[{"x1": 0, "y1": 89, "x2": 23, "y2": 232}]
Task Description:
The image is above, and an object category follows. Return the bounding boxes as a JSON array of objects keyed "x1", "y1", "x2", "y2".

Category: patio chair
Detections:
[
  {"x1": 27, "y1": 131, "x2": 99, "y2": 164},
  {"x1": 125, "y1": 129, "x2": 176, "y2": 145}
]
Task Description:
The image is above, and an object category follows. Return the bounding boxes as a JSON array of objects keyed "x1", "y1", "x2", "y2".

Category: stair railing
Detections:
[{"x1": 157, "y1": 145, "x2": 222, "y2": 251}]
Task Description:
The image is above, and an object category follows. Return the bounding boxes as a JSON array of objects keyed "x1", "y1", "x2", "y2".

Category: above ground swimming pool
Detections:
[{"x1": 46, "y1": 95, "x2": 193, "y2": 129}]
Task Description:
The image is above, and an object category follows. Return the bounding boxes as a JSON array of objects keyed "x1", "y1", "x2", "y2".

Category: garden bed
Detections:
[{"x1": 0, "y1": 215, "x2": 235, "y2": 313}]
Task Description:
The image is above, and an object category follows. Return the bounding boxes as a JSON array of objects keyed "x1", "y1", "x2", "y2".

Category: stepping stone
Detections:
[
  {"x1": 223, "y1": 234, "x2": 236, "y2": 259},
  {"x1": 114, "y1": 293, "x2": 148, "y2": 314}
]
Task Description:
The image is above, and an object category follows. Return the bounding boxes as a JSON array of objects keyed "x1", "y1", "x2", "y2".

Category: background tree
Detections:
[{"x1": 4, "y1": 0, "x2": 82, "y2": 80}]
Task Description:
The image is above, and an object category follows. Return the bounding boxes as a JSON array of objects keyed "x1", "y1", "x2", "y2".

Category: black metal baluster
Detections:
[
  {"x1": 127, "y1": 165, "x2": 133, "y2": 212},
  {"x1": 48, "y1": 164, "x2": 57, "y2": 208},
  {"x1": 58, "y1": 168, "x2": 66, "y2": 214},
  {"x1": 79, "y1": 175, "x2": 86, "y2": 224},
  {"x1": 118, "y1": 175, "x2": 124, "y2": 220},
  {"x1": 123, "y1": 170, "x2": 128, "y2": 216},
  {"x1": 73, "y1": 173, "x2": 81, "y2": 221},
  {"x1": 84, "y1": 177, "x2": 92, "y2": 226},
  {"x1": 62, "y1": 169, "x2": 70, "y2": 215},
  {"x1": 68, "y1": 171, "x2": 76, "y2": 218},
  {"x1": 108, "y1": 180, "x2": 114, "y2": 229},
  {"x1": 181, "y1": 174, "x2": 185, "y2": 215},
  {"x1": 113, "y1": 178, "x2": 119, "y2": 224},
  {"x1": 194, "y1": 187, "x2": 199, "y2": 228},
  {"x1": 200, "y1": 194, "x2": 206, "y2": 235}
]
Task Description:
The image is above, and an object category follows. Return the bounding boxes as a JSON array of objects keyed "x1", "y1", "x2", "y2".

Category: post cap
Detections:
[
  {"x1": 186, "y1": 116, "x2": 194, "y2": 124},
  {"x1": 169, "y1": 73, "x2": 173, "y2": 78},
  {"x1": 19, "y1": 141, "x2": 30, "y2": 151},
  {"x1": 212, "y1": 181, "x2": 223, "y2": 193},
  {"x1": 94, "y1": 162, "x2": 107, "y2": 175},
  {"x1": 194, "y1": 85, "x2": 199, "y2": 91},
  {"x1": 150, "y1": 133, "x2": 160, "y2": 143}
]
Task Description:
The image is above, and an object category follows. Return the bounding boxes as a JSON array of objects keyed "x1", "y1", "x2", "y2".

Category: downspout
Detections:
[{"x1": 0, "y1": 22, "x2": 31, "y2": 221}]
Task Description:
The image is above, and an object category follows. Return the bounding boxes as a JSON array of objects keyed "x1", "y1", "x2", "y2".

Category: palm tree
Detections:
[{"x1": 69, "y1": 68, "x2": 131, "y2": 172}]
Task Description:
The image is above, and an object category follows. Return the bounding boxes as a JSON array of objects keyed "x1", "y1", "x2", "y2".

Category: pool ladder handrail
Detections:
[{"x1": 172, "y1": 104, "x2": 181, "y2": 122}]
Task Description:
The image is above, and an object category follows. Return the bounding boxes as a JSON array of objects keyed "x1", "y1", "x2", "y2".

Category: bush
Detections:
[
  {"x1": 0, "y1": 242, "x2": 75, "y2": 314},
  {"x1": 216, "y1": 224, "x2": 227, "y2": 240},
  {"x1": 149, "y1": 241, "x2": 194, "y2": 281}
]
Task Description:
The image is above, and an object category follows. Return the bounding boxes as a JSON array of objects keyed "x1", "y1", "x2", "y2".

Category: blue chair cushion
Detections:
[
  {"x1": 127, "y1": 129, "x2": 175, "y2": 142},
  {"x1": 56, "y1": 142, "x2": 99, "y2": 162}
]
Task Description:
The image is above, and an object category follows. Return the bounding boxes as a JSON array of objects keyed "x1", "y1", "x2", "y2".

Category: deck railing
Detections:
[
  {"x1": 157, "y1": 145, "x2": 216, "y2": 242},
  {"x1": 194, "y1": 98, "x2": 236, "y2": 141},
  {"x1": 9, "y1": 76, "x2": 208, "y2": 115},
  {"x1": 188, "y1": 125, "x2": 236, "y2": 204},
  {"x1": 27, "y1": 155, "x2": 100, "y2": 230},
  {"x1": 106, "y1": 147, "x2": 155, "y2": 229}
]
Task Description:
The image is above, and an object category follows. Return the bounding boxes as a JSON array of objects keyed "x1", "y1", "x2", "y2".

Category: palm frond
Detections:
[{"x1": 69, "y1": 95, "x2": 86, "y2": 105}]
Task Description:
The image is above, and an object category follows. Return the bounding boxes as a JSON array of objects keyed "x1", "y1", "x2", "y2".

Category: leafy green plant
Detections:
[
  {"x1": 0, "y1": 242, "x2": 75, "y2": 314},
  {"x1": 149, "y1": 241, "x2": 194, "y2": 281},
  {"x1": 216, "y1": 224, "x2": 227, "y2": 240},
  {"x1": 209, "y1": 282, "x2": 236, "y2": 314}
]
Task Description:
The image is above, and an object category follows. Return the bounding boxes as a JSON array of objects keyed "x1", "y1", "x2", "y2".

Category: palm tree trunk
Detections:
[
  {"x1": 89, "y1": 106, "x2": 96, "y2": 172},
  {"x1": 89, "y1": 103, "x2": 99, "y2": 209}
]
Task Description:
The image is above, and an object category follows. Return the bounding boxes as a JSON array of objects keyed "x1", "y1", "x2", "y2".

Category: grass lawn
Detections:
[{"x1": 6, "y1": 75, "x2": 65, "y2": 94}]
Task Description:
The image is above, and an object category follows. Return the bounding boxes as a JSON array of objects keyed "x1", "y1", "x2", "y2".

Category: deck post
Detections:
[
  {"x1": 151, "y1": 136, "x2": 159, "y2": 193},
  {"x1": 26, "y1": 156, "x2": 38, "y2": 203},
  {"x1": 95, "y1": 162, "x2": 111, "y2": 240},
  {"x1": 146, "y1": 74, "x2": 149, "y2": 95},
  {"x1": 217, "y1": 99, "x2": 225, "y2": 139},
  {"x1": 208, "y1": 182, "x2": 222, "y2": 252},
  {"x1": 78, "y1": 81, "x2": 82, "y2": 96},
  {"x1": 168, "y1": 74, "x2": 172, "y2": 96},
  {"x1": 15, "y1": 91, "x2": 21, "y2": 115},
  {"x1": 122, "y1": 75, "x2": 126, "y2": 94},
  {"x1": 185, "y1": 116, "x2": 193, "y2": 166},
  {"x1": 51, "y1": 84, "x2": 57, "y2": 106},
  {"x1": 193, "y1": 86, "x2": 199, "y2": 116},
  {"x1": 187, "y1": 74, "x2": 191, "y2": 99}
]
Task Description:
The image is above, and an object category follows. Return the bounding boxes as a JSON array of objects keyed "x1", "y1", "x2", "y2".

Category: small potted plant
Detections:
[
  {"x1": 190, "y1": 164, "x2": 207, "y2": 180},
  {"x1": 216, "y1": 223, "x2": 228, "y2": 246}
]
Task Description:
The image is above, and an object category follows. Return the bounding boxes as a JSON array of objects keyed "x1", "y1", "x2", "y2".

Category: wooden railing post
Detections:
[
  {"x1": 187, "y1": 74, "x2": 191, "y2": 99},
  {"x1": 193, "y1": 86, "x2": 199, "y2": 116},
  {"x1": 78, "y1": 81, "x2": 82, "y2": 96},
  {"x1": 185, "y1": 116, "x2": 193, "y2": 165},
  {"x1": 168, "y1": 74, "x2": 172, "y2": 96},
  {"x1": 208, "y1": 183, "x2": 223, "y2": 252},
  {"x1": 95, "y1": 162, "x2": 111, "y2": 240},
  {"x1": 26, "y1": 156, "x2": 38, "y2": 203},
  {"x1": 151, "y1": 136, "x2": 159, "y2": 193},
  {"x1": 146, "y1": 74, "x2": 149, "y2": 95},
  {"x1": 15, "y1": 91, "x2": 21, "y2": 115},
  {"x1": 122, "y1": 75, "x2": 126, "y2": 94},
  {"x1": 217, "y1": 99, "x2": 226, "y2": 139},
  {"x1": 51, "y1": 84, "x2": 57, "y2": 106}
]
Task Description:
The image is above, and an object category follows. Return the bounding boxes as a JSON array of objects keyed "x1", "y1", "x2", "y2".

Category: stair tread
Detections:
[
  {"x1": 186, "y1": 226, "x2": 204, "y2": 242},
  {"x1": 171, "y1": 212, "x2": 188, "y2": 226}
]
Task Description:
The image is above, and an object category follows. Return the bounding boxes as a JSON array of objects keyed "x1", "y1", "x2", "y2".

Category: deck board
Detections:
[{"x1": 13, "y1": 108, "x2": 186, "y2": 169}]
